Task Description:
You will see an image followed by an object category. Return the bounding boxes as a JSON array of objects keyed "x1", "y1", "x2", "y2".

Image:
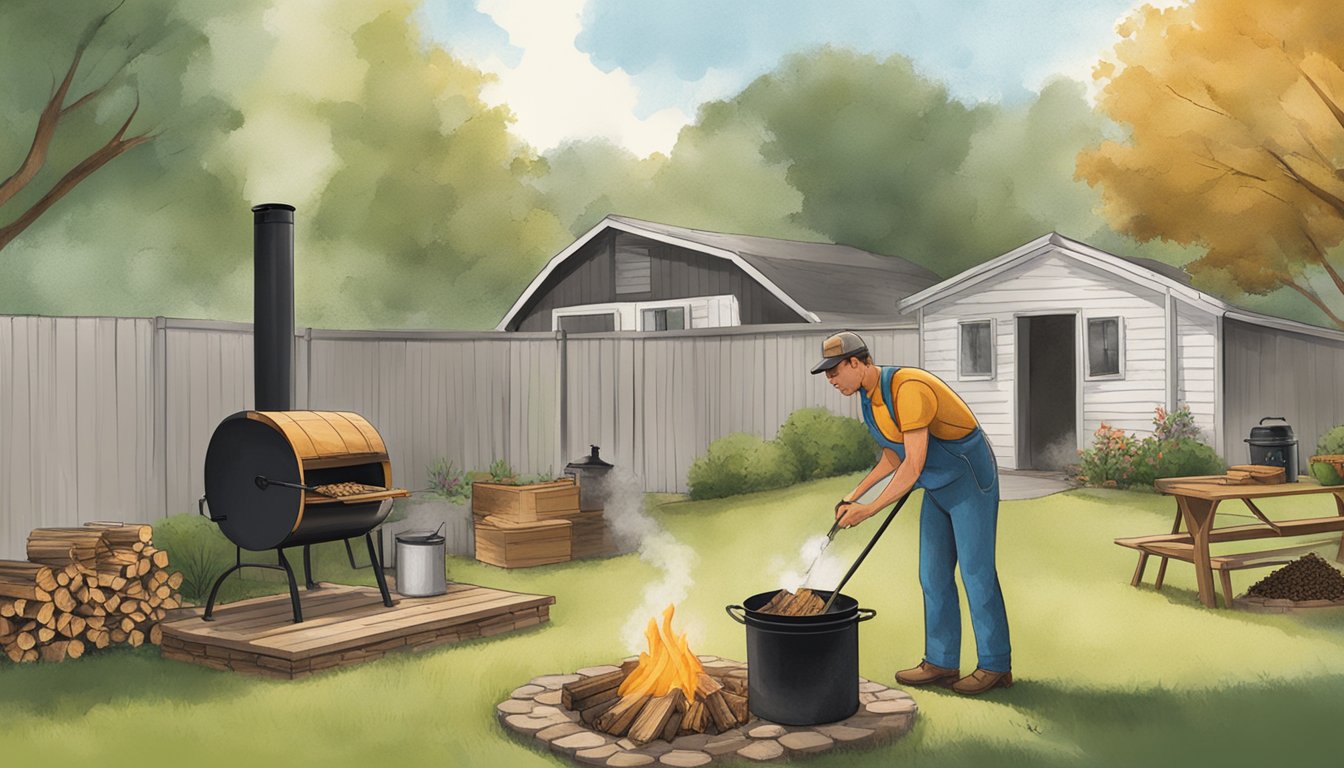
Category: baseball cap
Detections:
[{"x1": 810, "y1": 331, "x2": 868, "y2": 374}]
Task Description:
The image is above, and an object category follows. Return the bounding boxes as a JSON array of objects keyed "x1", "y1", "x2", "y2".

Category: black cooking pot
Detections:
[
  {"x1": 726, "y1": 590, "x2": 876, "y2": 725},
  {"x1": 1245, "y1": 416, "x2": 1299, "y2": 482}
]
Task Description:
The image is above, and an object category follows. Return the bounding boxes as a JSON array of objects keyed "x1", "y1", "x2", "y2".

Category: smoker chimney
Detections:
[{"x1": 252, "y1": 203, "x2": 295, "y2": 411}]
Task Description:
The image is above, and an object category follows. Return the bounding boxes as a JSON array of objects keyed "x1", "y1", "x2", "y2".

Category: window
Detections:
[
  {"x1": 557, "y1": 312, "x2": 616, "y2": 333},
  {"x1": 641, "y1": 306, "x2": 685, "y2": 331},
  {"x1": 1087, "y1": 317, "x2": 1123, "y2": 377},
  {"x1": 614, "y1": 235, "x2": 651, "y2": 295},
  {"x1": 959, "y1": 320, "x2": 994, "y2": 379}
]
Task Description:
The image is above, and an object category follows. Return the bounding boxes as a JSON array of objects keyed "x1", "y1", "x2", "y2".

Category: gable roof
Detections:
[
  {"x1": 898, "y1": 232, "x2": 1344, "y2": 344},
  {"x1": 497, "y1": 215, "x2": 940, "y2": 330}
]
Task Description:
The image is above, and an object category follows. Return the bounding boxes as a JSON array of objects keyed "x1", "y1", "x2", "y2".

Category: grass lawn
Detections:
[{"x1": 3, "y1": 476, "x2": 1344, "y2": 767}]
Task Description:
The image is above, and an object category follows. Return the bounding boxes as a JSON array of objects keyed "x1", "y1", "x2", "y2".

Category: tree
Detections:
[
  {"x1": 1078, "y1": 0, "x2": 1344, "y2": 328},
  {"x1": 0, "y1": 2, "x2": 153, "y2": 252}
]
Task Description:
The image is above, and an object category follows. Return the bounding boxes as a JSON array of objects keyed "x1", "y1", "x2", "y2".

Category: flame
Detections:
[{"x1": 617, "y1": 604, "x2": 705, "y2": 698}]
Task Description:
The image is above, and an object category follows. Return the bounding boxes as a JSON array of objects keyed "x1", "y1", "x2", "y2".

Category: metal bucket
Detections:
[
  {"x1": 726, "y1": 590, "x2": 876, "y2": 725},
  {"x1": 395, "y1": 525, "x2": 446, "y2": 597}
]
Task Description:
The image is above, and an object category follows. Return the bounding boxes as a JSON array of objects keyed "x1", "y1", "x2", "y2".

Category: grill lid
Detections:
[{"x1": 1247, "y1": 416, "x2": 1296, "y2": 444}]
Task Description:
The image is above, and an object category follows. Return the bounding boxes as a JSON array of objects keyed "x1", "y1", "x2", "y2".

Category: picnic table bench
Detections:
[{"x1": 1114, "y1": 476, "x2": 1344, "y2": 608}]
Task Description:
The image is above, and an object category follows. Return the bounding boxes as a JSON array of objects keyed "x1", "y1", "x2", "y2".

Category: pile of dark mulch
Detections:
[{"x1": 1246, "y1": 553, "x2": 1344, "y2": 601}]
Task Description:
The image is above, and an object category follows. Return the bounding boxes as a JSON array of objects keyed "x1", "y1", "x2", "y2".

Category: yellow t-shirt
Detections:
[{"x1": 866, "y1": 367, "x2": 978, "y2": 443}]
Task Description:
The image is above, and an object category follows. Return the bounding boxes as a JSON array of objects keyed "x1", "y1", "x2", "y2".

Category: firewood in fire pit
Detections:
[
  {"x1": 1246, "y1": 553, "x2": 1344, "y2": 601},
  {"x1": 760, "y1": 587, "x2": 826, "y2": 616}
]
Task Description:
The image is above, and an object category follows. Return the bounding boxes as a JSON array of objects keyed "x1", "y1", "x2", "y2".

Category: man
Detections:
[{"x1": 813, "y1": 331, "x2": 1012, "y2": 695}]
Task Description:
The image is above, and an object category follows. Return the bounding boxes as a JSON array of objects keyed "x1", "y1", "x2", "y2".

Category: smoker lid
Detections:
[
  {"x1": 566, "y1": 445, "x2": 614, "y2": 471},
  {"x1": 1247, "y1": 417, "x2": 1295, "y2": 443}
]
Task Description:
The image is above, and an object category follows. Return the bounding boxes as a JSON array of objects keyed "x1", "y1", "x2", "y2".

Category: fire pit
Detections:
[
  {"x1": 497, "y1": 605, "x2": 917, "y2": 765},
  {"x1": 498, "y1": 658, "x2": 917, "y2": 765}
]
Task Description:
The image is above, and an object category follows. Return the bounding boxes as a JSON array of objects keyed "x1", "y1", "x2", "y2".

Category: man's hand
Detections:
[{"x1": 836, "y1": 501, "x2": 878, "y2": 529}]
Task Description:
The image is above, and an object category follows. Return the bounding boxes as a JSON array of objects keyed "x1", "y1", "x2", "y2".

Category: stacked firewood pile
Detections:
[
  {"x1": 1247, "y1": 553, "x2": 1344, "y2": 601},
  {"x1": 473, "y1": 479, "x2": 617, "y2": 568},
  {"x1": 561, "y1": 606, "x2": 750, "y2": 746},
  {"x1": 0, "y1": 522, "x2": 184, "y2": 663}
]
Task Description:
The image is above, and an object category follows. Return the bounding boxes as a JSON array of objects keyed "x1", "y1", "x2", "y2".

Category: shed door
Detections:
[{"x1": 1017, "y1": 315, "x2": 1077, "y2": 470}]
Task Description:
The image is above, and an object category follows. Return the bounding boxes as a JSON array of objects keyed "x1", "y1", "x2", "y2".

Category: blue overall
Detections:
[{"x1": 859, "y1": 366, "x2": 1012, "y2": 673}]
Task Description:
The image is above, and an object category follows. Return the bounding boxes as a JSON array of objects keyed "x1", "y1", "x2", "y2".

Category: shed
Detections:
[
  {"x1": 899, "y1": 233, "x2": 1344, "y2": 471},
  {"x1": 497, "y1": 215, "x2": 940, "y2": 332}
]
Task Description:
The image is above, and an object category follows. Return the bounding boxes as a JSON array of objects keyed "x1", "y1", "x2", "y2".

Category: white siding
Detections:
[
  {"x1": 1175, "y1": 299, "x2": 1220, "y2": 448},
  {"x1": 921, "y1": 251, "x2": 1179, "y2": 469}
]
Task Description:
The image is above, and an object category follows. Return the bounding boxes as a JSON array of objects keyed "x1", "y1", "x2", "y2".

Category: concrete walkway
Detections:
[{"x1": 998, "y1": 469, "x2": 1076, "y2": 501}]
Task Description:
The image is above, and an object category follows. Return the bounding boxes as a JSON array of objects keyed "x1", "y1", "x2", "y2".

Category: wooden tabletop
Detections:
[{"x1": 1154, "y1": 476, "x2": 1344, "y2": 501}]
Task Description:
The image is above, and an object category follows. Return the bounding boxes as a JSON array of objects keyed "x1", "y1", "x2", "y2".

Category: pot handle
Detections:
[
  {"x1": 857, "y1": 608, "x2": 878, "y2": 622},
  {"x1": 725, "y1": 605, "x2": 747, "y2": 625},
  {"x1": 1259, "y1": 416, "x2": 1287, "y2": 424}
]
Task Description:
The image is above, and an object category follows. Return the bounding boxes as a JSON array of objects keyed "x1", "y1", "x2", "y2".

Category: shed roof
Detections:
[{"x1": 498, "y1": 215, "x2": 940, "y2": 329}]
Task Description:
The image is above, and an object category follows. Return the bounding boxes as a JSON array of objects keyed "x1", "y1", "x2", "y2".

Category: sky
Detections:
[{"x1": 416, "y1": 0, "x2": 1167, "y2": 157}]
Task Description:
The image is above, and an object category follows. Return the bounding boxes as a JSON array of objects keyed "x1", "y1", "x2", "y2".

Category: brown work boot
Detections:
[
  {"x1": 951, "y1": 668, "x2": 1013, "y2": 695},
  {"x1": 894, "y1": 660, "x2": 959, "y2": 687}
]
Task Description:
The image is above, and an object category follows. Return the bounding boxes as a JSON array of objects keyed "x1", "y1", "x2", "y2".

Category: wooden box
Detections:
[
  {"x1": 471, "y1": 479, "x2": 580, "y2": 523},
  {"x1": 474, "y1": 515, "x2": 572, "y2": 569},
  {"x1": 566, "y1": 510, "x2": 618, "y2": 560}
]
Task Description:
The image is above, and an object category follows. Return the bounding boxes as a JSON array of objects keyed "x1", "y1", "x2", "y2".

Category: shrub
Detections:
[
  {"x1": 153, "y1": 513, "x2": 236, "y2": 603},
  {"x1": 1076, "y1": 423, "x2": 1142, "y2": 487},
  {"x1": 687, "y1": 433, "x2": 799, "y2": 500},
  {"x1": 776, "y1": 407, "x2": 877, "y2": 481},
  {"x1": 1311, "y1": 425, "x2": 1344, "y2": 485},
  {"x1": 427, "y1": 459, "x2": 471, "y2": 502},
  {"x1": 1078, "y1": 405, "x2": 1222, "y2": 490},
  {"x1": 1130, "y1": 437, "x2": 1225, "y2": 488}
]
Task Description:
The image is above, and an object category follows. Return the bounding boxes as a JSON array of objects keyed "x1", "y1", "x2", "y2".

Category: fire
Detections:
[{"x1": 617, "y1": 604, "x2": 704, "y2": 698}]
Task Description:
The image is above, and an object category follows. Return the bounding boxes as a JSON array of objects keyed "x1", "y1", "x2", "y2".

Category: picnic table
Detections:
[{"x1": 1115, "y1": 476, "x2": 1344, "y2": 608}]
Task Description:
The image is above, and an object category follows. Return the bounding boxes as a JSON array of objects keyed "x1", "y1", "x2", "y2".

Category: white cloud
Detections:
[{"x1": 473, "y1": 0, "x2": 688, "y2": 156}]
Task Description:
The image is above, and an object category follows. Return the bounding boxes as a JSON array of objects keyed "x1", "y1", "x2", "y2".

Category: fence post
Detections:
[
  {"x1": 153, "y1": 316, "x2": 168, "y2": 521},
  {"x1": 556, "y1": 329, "x2": 567, "y2": 476}
]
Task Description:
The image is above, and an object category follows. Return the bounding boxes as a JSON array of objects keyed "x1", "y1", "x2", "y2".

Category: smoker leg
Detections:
[
  {"x1": 302, "y1": 544, "x2": 318, "y2": 590},
  {"x1": 277, "y1": 549, "x2": 304, "y2": 623},
  {"x1": 365, "y1": 533, "x2": 394, "y2": 607},
  {"x1": 202, "y1": 562, "x2": 247, "y2": 622},
  {"x1": 343, "y1": 538, "x2": 361, "y2": 569}
]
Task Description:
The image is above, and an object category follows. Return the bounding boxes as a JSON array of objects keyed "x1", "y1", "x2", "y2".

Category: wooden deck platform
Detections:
[{"x1": 160, "y1": 582, "x2": 554, "y2": 679}]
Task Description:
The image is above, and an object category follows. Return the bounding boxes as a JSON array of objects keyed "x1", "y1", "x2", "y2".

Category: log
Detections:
[
  {"x1": 166, "y1": 572, "x2": 184, "y2": 590},
  {"x1": 678, "y1": 700, "x2": 708, "y2": 736},
  {"x1": 628, "y1": 689, "x2": 685, "y2": 746},
  {"x1": 40, "y1": 640, "x2": 70, "y2": 663},
  {"x1": 143, "y1": 548, "x2": 170, "y2": 569},
  {"x1": 0, "y1": 616, "x2": 15, "y2": 640},
  {"x1": 52, "y1": 588, "x2": 76, "y2": 613},
  {"x1": 0, "y1": 562, "x2": 57, "y2": 599},
  {"x1": 721, "y1": 691, "x2": 749, "y2": 725},
  {"x1": 96, "y1": 573, "x2": 128, "y2": 591},
  {"x1": 562, "y1": 669, "x2": 628, "y2": 710},
  {"x1": 37, "y1": 627, "x2": 56, "y2": 644},
  {"x1": 66, "y1": 639, "x2": 85, "y2": 659},
  {"x1": 4, "y1": 644, "x2": 22, "y2": 663},
  {"x1": 0, "y1": 600, "x2": 13, "y2": 618},
  {"x1": 579, "y1": 697, "x2": 619, "y2": 727},
  {"x1": 704, "y1": 691, "x2": 737, "y2": 732},
  {"x1": 695, "y1": 672, "x2": 723, "y2": 698},
  {"x1": 82, "y1": 522, "x2": 153, "y2": 547},
  {"x1": 595, "y1": 693, "x2": 651, "y2": 737},
  {"x1": 128, "y1": 629, "x2": 145, "y2": 648},
  {"x1": 88, "y1": 628, "x2": 111, "y2": 649},
  {"x1": 148, "y1": 624, "x2": 162, "y2": 646},
  {"x1": 19, "y1": 600, "x2": 56, "y2": 625},
  {"x1": 27, "y1": 528, "x2": 110, "y2": 568}
]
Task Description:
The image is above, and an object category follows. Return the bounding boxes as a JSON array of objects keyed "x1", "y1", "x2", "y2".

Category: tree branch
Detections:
[
  {"x1": 1166, "y1": 85, "x2": 1233, "y2": 118},
  {"x1": 0, "y1": 102, "x2": 152, "y2": 251},
  {"x1": 0, "y1": 1, "x2": 126, "y2": 208},
  {"x1": 1301, "y1": 68, "x2": 1344, "y2": 136},
  {"x1": 1268, "y1": 148, "x2": 1344, "y2": 222},
  {"x1": 1282, "y1": 277, "x2": 1344, "y2": 328},
  {"x1": 1301, "y1": 225, "x2": 1344, "y2": 300}
]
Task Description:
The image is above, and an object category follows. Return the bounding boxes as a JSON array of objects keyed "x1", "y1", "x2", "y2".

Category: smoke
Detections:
[
  {"x1": 1039, "y1": 433, "x2": 1081, "y2": 471},
  {"x1": 771, "y1": 533, "x2": 848, "y2": 593},
  {"x1": 599, "y1": 468, "x2": 700, "y2": 652}
]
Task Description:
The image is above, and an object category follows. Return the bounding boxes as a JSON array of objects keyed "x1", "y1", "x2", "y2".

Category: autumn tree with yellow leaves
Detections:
[{"x1": 1078, "y1": 0, "x2": 1344, "y2": 328}]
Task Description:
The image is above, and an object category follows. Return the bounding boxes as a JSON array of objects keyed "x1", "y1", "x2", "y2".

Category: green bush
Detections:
[
  {"x1": 1078, "y1": 405, "x2": 1222, "y2": 490},
  {"x1": 776, "y1": 407, "x2": 877, "y2": 481},
  {"x1": 687, "y1": 433, "x2": 799, "y2": 500},
  {"x1": 1311, "y1": 425, "x2": 1344, "y2": 485},
  {"x1": 1130, "y1": 438, "x2": 1225, "y2": 488},
  {"x1": 153, "y1": 513, "x2": 237, "y2": 603},
  {"x1": 427, "y1": 458, "x2": 471, "y2": 502}
]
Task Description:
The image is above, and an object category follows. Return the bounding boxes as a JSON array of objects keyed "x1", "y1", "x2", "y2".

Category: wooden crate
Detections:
[
  {"x1": 566, "y1": 510, "x2": 618, "y2": 560},
  {"x1": 471, "y1": 479, "x2": 580, "y2": 523},
  {"x1": 474, "y1": 515, "x2": 572, "y2": 568}
]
